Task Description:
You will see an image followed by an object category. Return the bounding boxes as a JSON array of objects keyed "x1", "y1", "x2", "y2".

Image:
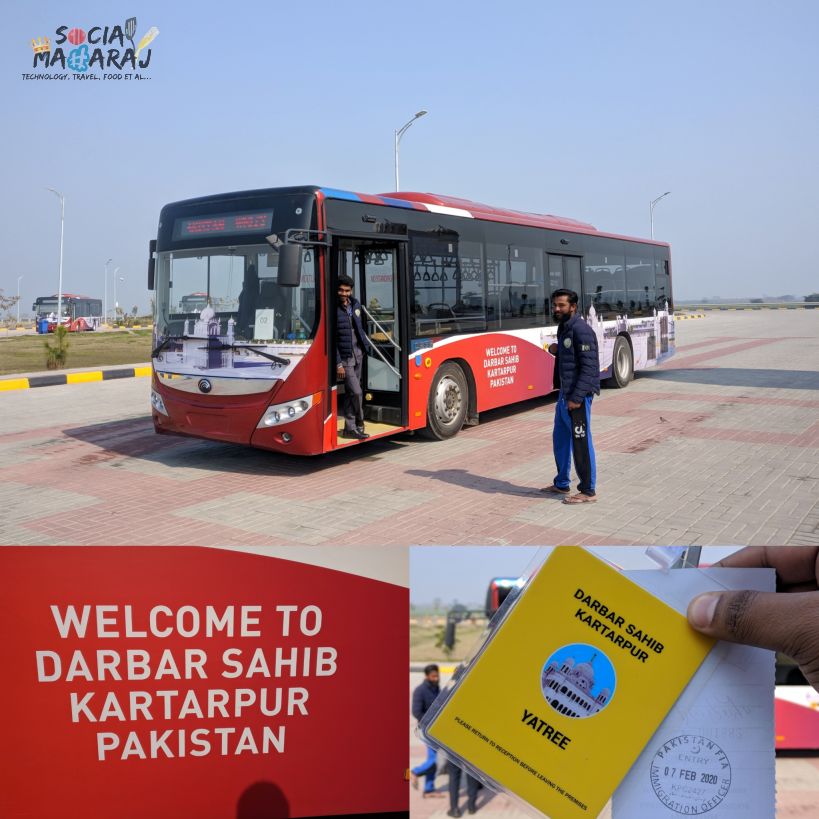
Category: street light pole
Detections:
[
  {"x1": 394, "y1": 109, "x2": 427, "y2": 192},
  {"x1": 46, "y1": 188, "x2": 65, "y2": 321},
  {"x1": 104, "y1": 258, "x2": 112, "y2": 327},
  {"x1": 650, "y1": 191, "x2": 671, "y2": 240},
  {"x1": 16, "y1": 276, "x2": 23, "y2": 325},
  {"x1": 113, "y1": 268, "x2": 123, "y2": 324}
]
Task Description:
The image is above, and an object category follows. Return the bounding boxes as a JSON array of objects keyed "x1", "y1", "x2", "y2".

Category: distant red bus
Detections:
[
  {"x1": 148, "y1": 186, "x2": 675, "y2": 455},
  {"x1": 484, "y1": 577, "x2": 524, "y2": 617},
  {"x1": 33, "y1": 294, "x2": 102, "y2": 331}
]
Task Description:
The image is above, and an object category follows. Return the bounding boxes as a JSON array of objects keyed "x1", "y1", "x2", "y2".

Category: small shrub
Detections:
[{"x1": 44, "y1": 325, "x2": 70, "y2": 369}]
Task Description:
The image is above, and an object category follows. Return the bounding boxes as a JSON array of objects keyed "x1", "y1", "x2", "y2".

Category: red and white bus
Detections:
[
  {"x1": 148, "y1": 186, "x2": 674, "y2": 455},
  {"x1": 32, "y1": 293, "x2": 102, "y2": 331}
]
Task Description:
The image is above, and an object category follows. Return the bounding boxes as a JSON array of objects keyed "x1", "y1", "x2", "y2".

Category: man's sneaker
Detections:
[
  {"x1": 539, "y1": 484, "x2": 570, "y2": 496},
  {"x1": 340, "y1": 429, "x2": 369, "y2": 440}
]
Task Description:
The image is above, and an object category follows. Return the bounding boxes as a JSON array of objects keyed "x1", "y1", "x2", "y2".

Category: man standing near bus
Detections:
[
  {"x1": 336, "y1": 274, "x2": 370, "y2": 439},
  {"x1": 541, "y1": 289, "x2": 600, "y2": 503}
]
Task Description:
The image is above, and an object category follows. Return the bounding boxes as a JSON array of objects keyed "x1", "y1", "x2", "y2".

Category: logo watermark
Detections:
[{"x1": 24, "y1": 17, "x2": 159, "y2": 81}]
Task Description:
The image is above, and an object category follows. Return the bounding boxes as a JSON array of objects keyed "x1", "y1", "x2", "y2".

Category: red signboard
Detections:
[{"x1": 0, "y1": 547, "x2": 407, "y2": 818}]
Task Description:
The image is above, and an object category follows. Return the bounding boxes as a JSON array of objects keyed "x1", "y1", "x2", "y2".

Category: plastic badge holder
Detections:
[{"x1": 418, "y1": 546, "x2": 721, "y2": 819}]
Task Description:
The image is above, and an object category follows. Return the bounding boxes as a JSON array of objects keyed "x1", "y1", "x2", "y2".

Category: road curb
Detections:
[
  {"x1": 0, "y1": 365, "x2": 151, "y2": 392},
  {"x1": 410, "y1": 663, "x2": 458, "y2": 674},
  {"x1": 675, "y1": 313, "x2": 707, "y2": 320}
]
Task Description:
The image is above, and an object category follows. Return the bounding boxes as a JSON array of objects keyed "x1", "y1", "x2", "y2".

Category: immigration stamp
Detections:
[{"x1": 649, "y1": 734, "x2": 732, "y2": 814}]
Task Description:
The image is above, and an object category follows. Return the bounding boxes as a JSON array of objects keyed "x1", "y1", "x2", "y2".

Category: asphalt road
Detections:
[{"x1": 0, "y1": 310, "x2": 816, "y2": 546}]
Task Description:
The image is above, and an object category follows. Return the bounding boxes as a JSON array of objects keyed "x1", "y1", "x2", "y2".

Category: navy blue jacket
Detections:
[
  {"x1": 556, "y1": 313, "x2": 600, "y2": 402},
  {"x1": 336, "y1": 297, "x2": 370, "y2": 365},
  {"x1": 412, "y1": 678, "x2": 440, "y2": 721}
]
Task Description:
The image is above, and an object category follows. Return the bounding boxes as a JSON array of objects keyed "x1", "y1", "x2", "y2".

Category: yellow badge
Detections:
[{"x1": 423, "y1": 547, "x2": 714, "y2": 819}]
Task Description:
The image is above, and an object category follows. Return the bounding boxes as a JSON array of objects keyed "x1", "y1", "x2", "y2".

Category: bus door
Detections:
[
  {"x1": 547, "y1": 254, "x2": 583, "y2": 310},
  {"x1": 335, "y1": 238, "x2": 408, "y2": 431}
]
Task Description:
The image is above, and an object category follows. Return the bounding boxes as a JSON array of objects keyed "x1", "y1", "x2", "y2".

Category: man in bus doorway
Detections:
[
  {"x1": 336, "y1": 274, "x2": 371, "y2": 439},
  {"x1": 541, "y1": 289, "x2": 600, "y2": 503}
]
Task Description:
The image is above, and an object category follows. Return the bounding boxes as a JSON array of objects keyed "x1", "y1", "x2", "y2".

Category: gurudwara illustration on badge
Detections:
[{"x1": 541, "y1": 643, "x2": 617, "y2": 718}]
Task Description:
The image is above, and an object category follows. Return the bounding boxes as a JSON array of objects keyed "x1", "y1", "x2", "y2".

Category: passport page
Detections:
[{"x1": 613, "y1": 567, "x2": 776, "y2": 819}]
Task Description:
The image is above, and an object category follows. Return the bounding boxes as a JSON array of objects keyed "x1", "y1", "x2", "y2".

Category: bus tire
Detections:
[
  {"x1": 606, "y1": 335, "x2": 633, "y2": 388},
  {"x1": 424, "y1": 362, "x2": 468, "y2": 440}
]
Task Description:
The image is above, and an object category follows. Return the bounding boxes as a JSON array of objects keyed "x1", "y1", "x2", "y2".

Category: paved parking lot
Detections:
[
  {"x1": 0, "y1": 311, "x2": 816, "y2": 546},
  {"x1": 408, "y1": 669, "x2": 819, "y2": 819}
]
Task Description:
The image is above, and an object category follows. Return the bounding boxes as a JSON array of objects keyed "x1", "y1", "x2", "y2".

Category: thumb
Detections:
[{"x1": 688, "y1": 589, "x2": 819, "y2": 690}]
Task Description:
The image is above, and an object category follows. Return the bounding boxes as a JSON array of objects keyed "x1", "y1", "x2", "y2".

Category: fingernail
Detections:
[{"x1": 688, "y1": 593, "x2": 719, "y2": 629}]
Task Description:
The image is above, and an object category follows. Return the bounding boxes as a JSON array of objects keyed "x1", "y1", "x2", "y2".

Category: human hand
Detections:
[
  {"x1": 567, "y1": 399, "x2": 581, "y2": 410},
  {"x1": 548, "y1": 343, "x2": 558, "y2": 356},
  {"x1": 687, "y1": 546, "x2": 819, "y2": 690},
  {"x1": 336, "y1": 364, "x2": 345, "y2": 380}
]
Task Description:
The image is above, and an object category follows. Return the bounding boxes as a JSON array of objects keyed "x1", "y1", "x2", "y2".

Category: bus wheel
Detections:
[
  {"x1": 425, "y1": 362, "x2": 468, "y2": 440},
  {"x1": 606, "y1": 336, "x2": 633, "y2": 388}
]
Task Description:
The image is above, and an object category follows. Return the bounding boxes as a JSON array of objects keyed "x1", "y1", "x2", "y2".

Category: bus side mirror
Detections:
[
  {"x1": 147, "y1": 239, "x2": 157, "y2": 290},
  {"x1": 277, "y1": 243, "x2": 303, "y2": 287}
]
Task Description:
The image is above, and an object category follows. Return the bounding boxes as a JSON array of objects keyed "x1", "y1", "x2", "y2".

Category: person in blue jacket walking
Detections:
[
  {"x1": 411, "y1": 664, "x2": 444, "y2": 797},
  {"x1": 541, "y1": 289, "x2": 601, "y2": 504}
]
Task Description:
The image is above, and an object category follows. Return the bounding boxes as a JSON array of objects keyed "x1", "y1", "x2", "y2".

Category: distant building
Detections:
[{"x1": 541, "y1": 654, "x2": 611, "y2": 718}]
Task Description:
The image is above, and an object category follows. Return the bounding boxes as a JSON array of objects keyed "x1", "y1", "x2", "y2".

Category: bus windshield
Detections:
[
  {"x1": 154, "y1": 244, "x2": 317, "y2": 343},
  {"x1": 34, "y1": 298, "x2": 60, "y2": 316}
]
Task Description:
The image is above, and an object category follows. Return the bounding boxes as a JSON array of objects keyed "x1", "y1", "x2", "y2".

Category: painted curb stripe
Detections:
[
  {"x1": 0, "y1": 378, "x2": 29, "y2": 391},
  {"x1": 28, "y1": 374, "x2": 68, "y2": 387},
  {"x1": 102, "y1": 368, "x2": 136, "y2": 380},
  {"x1": 0, "y1": 367, "x2": 151, "y2": 391},
  {"x1": 66, "y1": 371, "x2": 103, "y2": 384}
]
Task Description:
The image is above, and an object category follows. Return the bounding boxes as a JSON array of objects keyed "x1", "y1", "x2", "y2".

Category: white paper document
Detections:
[{"x1": 613, "y1": 567, "x2": 776, "y2": 818}]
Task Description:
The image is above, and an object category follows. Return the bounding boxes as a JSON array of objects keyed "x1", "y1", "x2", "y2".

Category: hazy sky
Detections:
[
  {"x1": 410, "y1": 546, "x2": 740, "y2": 606},
  {"x1": 3, "y1": 1, "x2": 817, "y2": 317}
]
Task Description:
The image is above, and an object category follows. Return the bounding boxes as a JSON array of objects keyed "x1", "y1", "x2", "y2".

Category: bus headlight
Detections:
[
  {"x1": 151, "y1": 389, "x2": 168, "y2": 416},
  {"x1": 258, "y1": 394, "x2": 315, "y2": 428}
]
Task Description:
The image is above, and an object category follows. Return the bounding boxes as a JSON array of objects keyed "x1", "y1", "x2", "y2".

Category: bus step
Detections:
[{"x1": 364, "y1": 405, "x2": 402, "y2": 426}]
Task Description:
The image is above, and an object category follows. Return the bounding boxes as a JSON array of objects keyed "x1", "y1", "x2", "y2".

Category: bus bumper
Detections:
[{"x1": 152, "y1": 378, "x2": 327, "y2": 456}]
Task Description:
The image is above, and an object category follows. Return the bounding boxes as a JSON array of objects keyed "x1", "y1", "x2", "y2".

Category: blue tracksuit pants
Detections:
[
  {"x1": 553, "y1": 393, "x2": 596, "y2": 496},
  {"x1": 412, "y1": 744, "x2": 437, "y2": 793}
]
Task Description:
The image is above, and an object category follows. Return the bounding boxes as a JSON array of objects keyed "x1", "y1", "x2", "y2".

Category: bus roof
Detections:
[
  {"x1": 35, "y1": 293, "x2": 96, "y2": 300},
  {"x1": 319, "y1": 187, "x2": 670, "y2": 247},
  {"x1": 320, "y1": 187, "x2": 595, "y2": 230},
  {"x1": 161, "y1": 185, "x2": 669, "y2": 248}
]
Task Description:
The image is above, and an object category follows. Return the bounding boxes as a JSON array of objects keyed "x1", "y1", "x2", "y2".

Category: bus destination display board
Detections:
[{"x1": 172, "y1": 210, "x2": 274, "y2": 241}]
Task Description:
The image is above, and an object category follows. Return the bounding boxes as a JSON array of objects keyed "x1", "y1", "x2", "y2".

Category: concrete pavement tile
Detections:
[
  {"x1": 173, "y1": 486, "x2": 436, "y2": 543},
  {"x1": 776, "y1": 758, "x2": 819, "y2": 792},
  {"x1": 0, "y1": 481, "x2": 100, "y2": 527},
  {"x1": 96, "y1": 446, "x2": 221, "y2": 481}
]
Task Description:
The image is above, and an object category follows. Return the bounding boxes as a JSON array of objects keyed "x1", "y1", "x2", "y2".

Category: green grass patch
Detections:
[
  {"x1": 0, "y1": 330, "x2": 153, "y2": 376},
  {"x1": 410, "y1": 621, "x2": 488, "y2": 663}
]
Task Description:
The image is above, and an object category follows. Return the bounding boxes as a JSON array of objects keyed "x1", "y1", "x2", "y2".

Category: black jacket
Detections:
[
  {"x1": 412, "y1": 678, "x2": 440, "y2": 721},
  {"x1": 556, "y1": 313, "x2": 600, "y2": 402},
  {"x1": 336, "y1": 297, "x2": 370, "y2": 365}
]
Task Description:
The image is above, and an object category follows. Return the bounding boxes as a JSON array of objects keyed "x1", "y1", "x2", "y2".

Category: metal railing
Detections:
[{"x1": 360, "y1": 305, "x2": 401, "y2": 378}]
